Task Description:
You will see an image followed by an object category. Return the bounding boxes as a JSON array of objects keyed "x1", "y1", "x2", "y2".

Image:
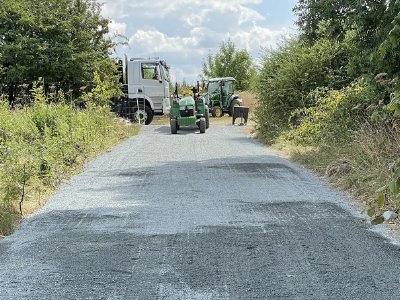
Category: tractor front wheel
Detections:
[
  {"x1": 212, "y1": 106, "x2": 223, "y2": 118},
  {"x1": 199, "y1": 117, "x2": 206, "y2": 134},
  {"x1": 170, "y1": 118, "x2": 178, "y2": 134}
]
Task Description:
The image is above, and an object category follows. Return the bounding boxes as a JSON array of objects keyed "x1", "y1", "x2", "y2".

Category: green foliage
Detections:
[
  {"x1": 79, "y1": 60, "x2": 123, "y2": 107},
  {"x1": 286, "y1": 80, "x2": 380, "y2": 145},
  {"x1": 255, "y1": 37, "x2": 351, "y2": 142},
  {"x1": 294, "y1": 0, "x2": 400, "y2": 76},
  {"x1": 0, "y1": 91, "x2": 138, "y2": 236},
  {"x1": 202, "y1": 39, "x2": 256, "y2": 90},
  {"x1": 254, "y1": 0, "x2": 400, "y2": 224},
  {"x1": 367, "y1": 160, "x2": 400, "y2": 224},
  {"x1": 0, "y1": 0, "x2": 112, "y2": 96}
]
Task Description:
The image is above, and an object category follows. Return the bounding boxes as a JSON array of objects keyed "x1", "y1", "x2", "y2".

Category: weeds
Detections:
[
  {"x1": 0, "y1": 99, "x2": 138, "y2": 236},
  {"x1": 275, "y1": 119, "x2": 400, "y2": 223}
]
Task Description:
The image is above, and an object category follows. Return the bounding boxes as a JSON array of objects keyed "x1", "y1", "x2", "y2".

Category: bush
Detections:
[
  {"x1": 255, "y1": 37, "x2": 351, "y2": 143},
  {"x1": 0, "y1": 99, "x2": 138, "y2": 236},
  {"x1": 286, "y1": 79, "x2": 380, "y2": 145}
]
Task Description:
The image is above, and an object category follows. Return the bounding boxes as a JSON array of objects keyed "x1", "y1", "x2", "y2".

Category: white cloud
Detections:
[
  {"x1": 128, "y1": 28, "x2": 199, "y2": 54},
  {"x1": 108, "y1": 20, "x2": 127, "y2": 36},
  {"x1": 101, "y1": 0, "x2": 264, "y2": 25},
  {"x1": 98, "y1": 0, "x2": 297, "y2": 81},
  {"x1": 232, "y1": 22, "x2": 290, "y2": 52},
  {"x1": 101, "y1": 1, "x2": 129, "y2": 19}
]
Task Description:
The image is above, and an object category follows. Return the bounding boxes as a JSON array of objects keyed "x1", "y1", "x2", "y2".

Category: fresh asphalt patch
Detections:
[{"x1": 1, "y1": 125, "x2": 400, "y2": 299}]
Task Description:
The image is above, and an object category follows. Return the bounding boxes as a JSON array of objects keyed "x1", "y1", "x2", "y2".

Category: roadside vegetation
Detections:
[
  {"x1": 255, "y1": 0, "x2": 400, "y2": 223},
  {"x1": 0, "y1": 0, "x2": 138, "y2": 236},
  {"x1": 0, "y1": 90, "x2": 138, "y2": 236}
]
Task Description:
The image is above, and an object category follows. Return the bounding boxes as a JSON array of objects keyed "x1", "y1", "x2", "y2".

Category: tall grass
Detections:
[
  {"x1": 0, "y1": 101, "x2": 138, "y2": 236},
  {"x1": 282, "y1": 119, "x2": 400, "y2": 212}
]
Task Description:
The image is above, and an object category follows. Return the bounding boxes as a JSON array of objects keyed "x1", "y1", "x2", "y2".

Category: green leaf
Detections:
[
  {"x1": 377, "y1": 193, "x2": 385, "y2": 208},
  {"x1": 396, "y1": 167, "x2": 400, "y2": 177},
  {"x1": 371, "y1": 216, "x2": 385, "y2": 225},
  {"x1": 376, "y1": 185, "x2": 388, "y2": 193},
  {"x1": 367, "y1": 208, "x2": 376, "y2": 217},
  {"x1": 389, "y1": 181, "x2": 400, "y2": 194},
  {"x1": 387, "y1": 101, "x2": 397, "y2": 113}
]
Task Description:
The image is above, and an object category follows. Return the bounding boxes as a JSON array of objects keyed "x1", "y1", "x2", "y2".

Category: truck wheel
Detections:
[
  {"x1": 212, "y1": 106, "x2": 223, "y2": 118},
  {"x1": 133, "y1": 105, "x2": 153, "y2": 125},
  {"x1": 170, "y1": 118, "x2": 178, "y2": 134},
  {"x1": 199, "y1": 117, "x2": 206, "y2": 133},
  {"x1": 205, "y1": 105, "x2": 210, "y2": 129},
  {"x1": 229, "y1": 99, "x2": 241, "y2": 117}
]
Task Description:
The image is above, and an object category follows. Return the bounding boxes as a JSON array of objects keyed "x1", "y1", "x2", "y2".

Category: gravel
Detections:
[{"x1": 1, "y1": 124, "x2": 400, "y2": 299}]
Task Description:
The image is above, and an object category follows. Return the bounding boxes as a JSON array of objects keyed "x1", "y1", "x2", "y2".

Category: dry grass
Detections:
[
  {"x1": 151, "y1": 115, "x2": 170, "y2": 125},
  {"x1": 277, "y1": 121, "x2": 400, "y2": 215},
  {"x1": 239, "y1": 91, "x2": 258, "y2": 110}
]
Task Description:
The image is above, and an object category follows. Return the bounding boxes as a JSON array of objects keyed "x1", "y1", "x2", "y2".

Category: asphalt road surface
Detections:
[{"x1": 1, "y1": 125, "x2": 400, "y2": 299}]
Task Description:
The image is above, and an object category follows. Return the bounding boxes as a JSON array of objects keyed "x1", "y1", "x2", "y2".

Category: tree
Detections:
[
  {"x1": 0, "y1": 0, "x2": 112, "y2": 105},
  {"x1": 202, "y1": 39, "x2": 256, "y2": 90},
  {"x1": 255, "y1": 37, "x2": 352, "y2": 141},
  {"x1": 294, "y1": 0, "x2": 400, "y2": 76}
]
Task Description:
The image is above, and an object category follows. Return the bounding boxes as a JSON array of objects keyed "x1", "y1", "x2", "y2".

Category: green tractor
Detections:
[
  {"x1": 169, "y1": 84, "x2": 210, "y2": 134},
  {"x1": 206, "y1": 77, "x2": 243, "y2": 117}
]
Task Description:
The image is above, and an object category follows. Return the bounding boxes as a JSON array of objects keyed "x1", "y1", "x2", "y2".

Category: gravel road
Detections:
[{"x1": 1, "y1": 125, "x2": 400, "y2": 299}]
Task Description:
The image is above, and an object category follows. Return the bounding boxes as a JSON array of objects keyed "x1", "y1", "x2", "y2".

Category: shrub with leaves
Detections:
[
  {"x1": 255, "y1": 37, "x2": 351, "y2": 143},
  {"x1": 0, "y1": 88, "x2": 138, "y2": 236},
  {"x1": 286, "y1": 79, "x2": 380, "y2": 145}
]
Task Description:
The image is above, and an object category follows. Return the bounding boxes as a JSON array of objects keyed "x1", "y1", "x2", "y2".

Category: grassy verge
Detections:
[
  {"x1": 272, "y1": 121, "x2": 400, "y2": 218},
  {"x1": 0, "y1": 102, "x2": 139, "y2": 236}
]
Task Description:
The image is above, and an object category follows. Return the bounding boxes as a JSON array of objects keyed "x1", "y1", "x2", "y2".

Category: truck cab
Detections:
[{"x1": 114, "y1": 57, "x2": 171, "y2": 125}]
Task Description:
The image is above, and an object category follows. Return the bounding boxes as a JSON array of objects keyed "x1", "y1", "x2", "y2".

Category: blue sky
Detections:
[{"x1": 100, "y1": 0, "x2": 299, "y2": 83}]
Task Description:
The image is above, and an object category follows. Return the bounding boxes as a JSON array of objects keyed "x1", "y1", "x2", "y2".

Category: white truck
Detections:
[{"x1": 113, "y1": 57, "x2": 171, "y2": 125}]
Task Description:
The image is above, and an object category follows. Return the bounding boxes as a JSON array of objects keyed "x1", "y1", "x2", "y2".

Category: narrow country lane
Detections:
[{"x1": 1, "y1": 125, "x2": 400, "y2": 299}]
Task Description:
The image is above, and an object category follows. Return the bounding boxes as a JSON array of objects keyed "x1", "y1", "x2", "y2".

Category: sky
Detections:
[{"x1": 99, "y1": 0, "x2": 299, "y2": 83}]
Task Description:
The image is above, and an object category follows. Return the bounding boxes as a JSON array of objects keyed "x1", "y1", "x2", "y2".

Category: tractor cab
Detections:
[{"x1": 207, "y1": 77, "x2": 242, "y2": 117}]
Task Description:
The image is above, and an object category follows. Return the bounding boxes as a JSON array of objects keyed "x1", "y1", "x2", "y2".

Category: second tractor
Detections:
[{"x1": 206, "y1": 77, "x2": 243, "y2": 117}]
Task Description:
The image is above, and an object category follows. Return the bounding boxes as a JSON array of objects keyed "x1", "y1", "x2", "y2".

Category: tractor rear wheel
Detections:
[
  {"x1": 212, "y1": 106, "x2": 223, "y2": 118},
  {"x1": 229, "y1": 99, "x2": 241, "y2": 117},
  {"x1": 205, "y1": 105, "x2": 210, "y2": 129},
  {"x1": 170, "y1": 118, "x2": 178, "y2": 134},
  {"x1": 199, "y1": 117, "x2": 206, "y2": 133}
]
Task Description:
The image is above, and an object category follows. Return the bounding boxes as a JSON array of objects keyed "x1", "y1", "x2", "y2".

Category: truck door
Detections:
[{"x1": 141, "y1": 63, "x2": 165, "y2": 113}]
